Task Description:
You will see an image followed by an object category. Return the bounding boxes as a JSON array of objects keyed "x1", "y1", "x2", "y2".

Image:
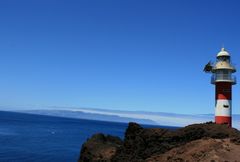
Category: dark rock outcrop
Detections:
[
  {"x1": 79, "y1": 122, "x2": 240, "y2": 162},
  {"x1": 78, "y1": 133, "x2": 123, "y2": 162}
]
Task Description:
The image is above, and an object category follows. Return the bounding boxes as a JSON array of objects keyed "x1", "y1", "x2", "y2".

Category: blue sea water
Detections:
[{"x1": 0, "y1": 111, "x2": 176, "y2": 162}]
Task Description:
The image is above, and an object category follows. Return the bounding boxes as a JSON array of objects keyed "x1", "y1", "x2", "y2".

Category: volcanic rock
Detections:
[
  {"x1": 79, "y1": 122, "x2": 240, "y2": 162},
  {"x1": 78, "y1": 133, "x2": 123, "y2": 162}
]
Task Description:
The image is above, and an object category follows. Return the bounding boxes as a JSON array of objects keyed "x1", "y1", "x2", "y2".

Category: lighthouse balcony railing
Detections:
[{"x1": 211, "y1": 74, "x2": 236, "y2": 84}]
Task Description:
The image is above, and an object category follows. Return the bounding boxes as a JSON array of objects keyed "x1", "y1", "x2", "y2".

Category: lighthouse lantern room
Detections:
[{"x1": 204, "y1": 48, "x2": 236, "y2": 127}]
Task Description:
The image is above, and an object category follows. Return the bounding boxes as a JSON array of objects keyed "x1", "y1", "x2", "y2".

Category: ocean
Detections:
[{"x1": 0, "y1": 111, "x2": 176, "y2": 162}]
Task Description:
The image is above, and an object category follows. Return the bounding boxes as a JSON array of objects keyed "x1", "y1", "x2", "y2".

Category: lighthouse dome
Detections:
[{"x1": 217, "y1": 48, "x2": 230, "y2": 57}]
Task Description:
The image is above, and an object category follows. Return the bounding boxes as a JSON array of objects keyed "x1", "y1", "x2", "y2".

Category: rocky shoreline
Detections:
[{"x1": 78, "y1": 122, "x2": 240, "y2": 162}]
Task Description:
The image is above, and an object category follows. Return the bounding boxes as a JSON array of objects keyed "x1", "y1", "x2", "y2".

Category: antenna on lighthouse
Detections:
[{"x1": 203, "y1": 61, "x2": 213, "y2": 73}]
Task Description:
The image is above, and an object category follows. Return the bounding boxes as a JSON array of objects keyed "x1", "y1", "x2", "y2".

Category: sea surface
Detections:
[{"x1": 0, "y1": 111, "x2": 176, "y2": 162}]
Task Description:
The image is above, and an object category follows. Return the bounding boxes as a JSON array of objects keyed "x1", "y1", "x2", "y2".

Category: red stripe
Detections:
[
  {"x1": 215, "y1": 82, "x2": 232, "y2": 100},
  {"x1": 215, "y1": 116, "x2": 232, "y2": 127}
]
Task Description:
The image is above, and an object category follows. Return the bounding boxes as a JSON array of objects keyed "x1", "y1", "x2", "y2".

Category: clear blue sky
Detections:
[{"x1": 0, "y1": 0, "x2": 240, "y2": 114}]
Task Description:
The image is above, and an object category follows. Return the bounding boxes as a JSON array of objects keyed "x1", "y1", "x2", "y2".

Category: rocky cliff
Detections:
[{"x1": 78, "y1": 122, "x2": 240, "y2": 162}]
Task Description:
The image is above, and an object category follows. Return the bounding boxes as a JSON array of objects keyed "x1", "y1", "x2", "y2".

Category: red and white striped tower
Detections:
[{"x1": 204, "y1": 48, "x2": 236, "y2": 127}]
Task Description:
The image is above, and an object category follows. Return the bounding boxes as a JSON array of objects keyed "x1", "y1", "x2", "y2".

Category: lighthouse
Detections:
[{"x1": 204, "y1": 48, "x2": 236, "y2": 127}]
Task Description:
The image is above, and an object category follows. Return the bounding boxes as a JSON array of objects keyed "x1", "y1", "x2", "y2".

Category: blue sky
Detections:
[{"x1": 0, "y1": 0, "x2": 240, "y2": 114}]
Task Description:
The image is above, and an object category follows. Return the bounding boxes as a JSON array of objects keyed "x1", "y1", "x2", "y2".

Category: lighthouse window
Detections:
[
  {"x1": 216, "y1": 70, "x2": 230, "y2": 75},
  {"x1": 223, "y1": 104, "x2": 229, "y2": 108},
  {"x1": 223, "y1": 70, "x2": 230, "y2": 74}
]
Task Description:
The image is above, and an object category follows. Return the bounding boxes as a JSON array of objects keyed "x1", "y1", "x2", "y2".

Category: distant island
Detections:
[{"x1": 12, "y1": 108, "x2": 240, "y2": 129}]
